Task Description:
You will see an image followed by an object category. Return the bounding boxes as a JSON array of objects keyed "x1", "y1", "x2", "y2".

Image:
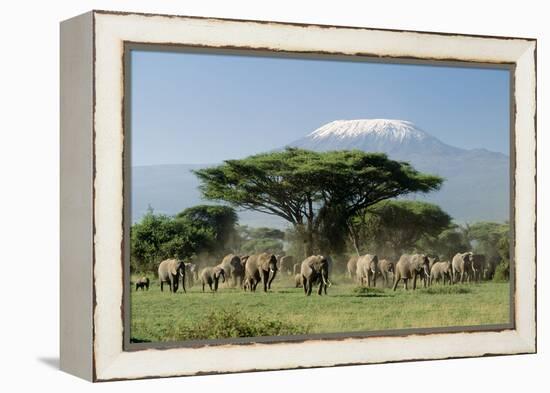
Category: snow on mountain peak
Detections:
[{"x1": 308, "y1": 119, "x2": 429, "y2": 143}]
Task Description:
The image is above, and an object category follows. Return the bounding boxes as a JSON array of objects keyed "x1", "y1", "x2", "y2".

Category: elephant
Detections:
[
  {"x1": 356, "y1": 254, "x2": 379, "y2": 287},
  {"x1": 218, "y1": 254, "x2": 245, "y2": 287},
  {"x1": 430, "y1": 261, "x2": 453, "y2": 285},
  {"x1": 452, "y1": 252, "x2": 474, "y2": 283},
  {"x1": 244, "y1": 253, "x2": 278, "y2": 292},
  {"x1": 135, "y1": 276, "x2": 150, "y2": 291},
  {"x1": 240, "y1": 255, "x2": 249, "y2": 267},
  {"x1": 184, "y1": 262, "x2": 197, "y2": 288},
  {"x1": 294, "y1": 273, "x2": 303, "y2": 288},
  {"x1": 200, "y1": 266, "x2": 225, "y2": 292},
  {"x1": 484, "y1": 255, "x2": 501, "y2": 280},
  {"x1": 428, "y1": 256, "x2": 439, "y2": 271},
  {"x1": 300, "y1": 255, "x2": 331, "y2": 296},
  {"x1": 392, "y1": 254, "x2": 430, "y2": 291},
  {"x1": 378, "y1": 259, "x2": 394, "y2": 288},
  {"x1": 158, "y1": 259, "x2": 186, "y2": 293},
  {"x1": 292, "y1": 262, "x2": 301, "y2": 276},
  {"x1": 471, "y1": 254, "x2": 486, "y2": 282},
  {"x1": 347, "y1": 255, "x2": 359, "y2": 281},
  {"x1": 278, "y1": 255, "x2": 294, "y2": 275}
]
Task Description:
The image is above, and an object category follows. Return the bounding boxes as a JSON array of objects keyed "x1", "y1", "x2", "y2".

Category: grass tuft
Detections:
[
  {"x1": 418, "y1": 286, "x2": 472, "y2": 295},
  {"x1": 352, "y1": 286, "x2": 387, "y2": 297}
]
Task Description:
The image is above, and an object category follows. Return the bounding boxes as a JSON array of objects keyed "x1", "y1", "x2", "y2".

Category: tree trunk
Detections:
[
  {"x1": 347, "y1": 221, "x2": 361, "y2": 256},
  {"x1": 304, "y1": 196, "x2": 315, "y2": 257}
]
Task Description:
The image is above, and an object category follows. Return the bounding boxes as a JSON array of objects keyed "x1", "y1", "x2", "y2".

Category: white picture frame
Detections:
[{"x1": 60, "y1": 10, "x2": 536, "y2": 381}]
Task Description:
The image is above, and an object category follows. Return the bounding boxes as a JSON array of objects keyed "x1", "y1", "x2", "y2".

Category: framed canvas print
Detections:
[{"x1": 60, "y1": 10, "x2": 537, "y2": 382}]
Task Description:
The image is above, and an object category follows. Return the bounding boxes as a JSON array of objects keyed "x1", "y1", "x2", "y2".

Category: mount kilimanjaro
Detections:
[{"x1": 131, "y1": 119, "x2": 509, "y2": 226}]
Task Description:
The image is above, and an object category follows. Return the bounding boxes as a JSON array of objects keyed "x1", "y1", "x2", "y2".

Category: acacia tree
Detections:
[{"x1": 194, "y1": 148, "x2": 443, "y2": 256}]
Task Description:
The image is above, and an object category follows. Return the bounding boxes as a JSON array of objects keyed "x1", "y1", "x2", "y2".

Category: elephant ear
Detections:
[
  {"x1": 170, "y1": 260, "x2": 178, "y2": 276},
  {"x1": 217, "y1": 267, "x2": 225, "y2": 278}
]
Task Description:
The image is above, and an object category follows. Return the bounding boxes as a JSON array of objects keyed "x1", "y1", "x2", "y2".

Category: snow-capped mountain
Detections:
[
  {"x1": 305, "y1": 119, "x2": 428, "y2": 142},
  {"x1": 289, "y1": 119, "x2": 460, "y2": 156}
]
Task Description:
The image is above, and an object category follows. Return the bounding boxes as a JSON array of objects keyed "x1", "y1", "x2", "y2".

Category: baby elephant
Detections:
[
  {"x1": 294, "y1": 273, "x2": 303, "y2": 288},
  {"x1": 200, "y1": 266, "x2": 225, "y2": 292},
  {"x1": 135, "y1": 277, "x2": 150, "y2": 291}
]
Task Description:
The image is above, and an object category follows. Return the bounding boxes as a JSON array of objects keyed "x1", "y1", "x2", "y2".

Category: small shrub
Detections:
[
  {"x1": 493, "y1": 262, "x2": 510, "y2": 282},
  {"x1": 168, "y1": 310, "x2": 309, "y2": 341},
  {"x1": 352, "y1": 286, "x2": 386, "y2": 297}
]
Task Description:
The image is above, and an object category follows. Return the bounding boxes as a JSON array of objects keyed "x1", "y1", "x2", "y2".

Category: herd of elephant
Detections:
[
  {"x1": 346, "y1": 252, "x2": 500, "y2": 291},
  {"x1": 134, "y1": 251, "x2": 499, "y2": 296},
  {"x1": 134, "y1": 253, "x2": 330, "y2": 296}
]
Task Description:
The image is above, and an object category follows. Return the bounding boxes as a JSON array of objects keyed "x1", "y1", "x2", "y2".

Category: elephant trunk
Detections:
[{"x1": 322, "y1": 272, "x2": 331, "y2": 287}]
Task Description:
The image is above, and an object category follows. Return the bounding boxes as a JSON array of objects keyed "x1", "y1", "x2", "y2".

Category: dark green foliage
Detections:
[
  {"x1": 493, "y1": 232, "x2": 510, "y2": 281},
  {"x1": 167, "y1": 310, "x2": 309, "y2": 341},
  {"x1": 241, "y1": 238, "x2": 284, "y2": 254},
  {"x1": 194, "y1": 148, "x2": 443, "y2": 255},
  {"x1": 130, "y1": 210, "x2": 219, "y2": 273},
  {"x1": 352, "y1": 286, "x2": 387, "y2": 297},
  {"x1": 315, "y1": 203, "x2": 349, "y2": 256},
  {"x1": 241, "y1": 226, "x2": 285, "y2": 240},
  {"x1": 176, "y1": 205, "x2": 238, "y2": 252},
  {"x1": 354, "y1": 200, "x2": 452, "y2": 257}
]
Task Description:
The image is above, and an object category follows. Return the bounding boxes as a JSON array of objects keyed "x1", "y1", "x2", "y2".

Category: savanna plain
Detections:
[{"x1": 130, "y1": 273, "x2": 510, "y2": 343}]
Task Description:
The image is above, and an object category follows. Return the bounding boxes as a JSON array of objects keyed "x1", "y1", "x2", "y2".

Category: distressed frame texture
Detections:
[{"x1": 60, "y1": 10, "x2": 537, "y2": 382}]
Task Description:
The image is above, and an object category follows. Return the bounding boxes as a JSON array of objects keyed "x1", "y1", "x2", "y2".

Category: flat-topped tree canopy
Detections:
[{"x1": 194, "y1": 148, "x2": 443, "y2": 255}]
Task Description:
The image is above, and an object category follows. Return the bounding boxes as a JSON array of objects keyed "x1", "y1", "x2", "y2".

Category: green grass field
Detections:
[{"x1": 130, "y1": 274, "x2": 510, "y2": 343}]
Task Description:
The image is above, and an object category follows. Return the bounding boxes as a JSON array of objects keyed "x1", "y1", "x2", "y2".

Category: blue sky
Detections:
[{"x1": 131, "y1": 49, "x2": 510, "y2": 166}]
